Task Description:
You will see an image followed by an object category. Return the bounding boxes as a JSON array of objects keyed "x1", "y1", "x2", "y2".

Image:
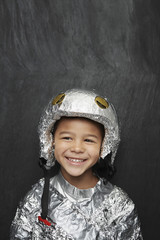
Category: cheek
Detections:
[
  {"x1": 54, "y1": 148, "x2": 64, "y2": 163},
  {"x1": 54, "y1": 142, "x2": 67, "y2": 158},
  {"x1": 90, "y1": 148, "x2": 101, "y2": 161},
  {"x1": 92, "y1": 144, "x2": 101, "y2": 155},
  {"x1": 54, "y1": 143, "x2": 61, "y2": 158}
]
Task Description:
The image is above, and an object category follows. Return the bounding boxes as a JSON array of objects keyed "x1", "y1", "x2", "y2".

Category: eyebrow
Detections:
[
  {"x1": 59, "y1": 131, "x2": 75, "y2": 135},
  {"x1": 84, "y1": 134, "x2": 98, "y2": 139}
]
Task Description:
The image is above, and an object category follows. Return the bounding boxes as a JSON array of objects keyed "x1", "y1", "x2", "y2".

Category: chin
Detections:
[
  {"x1": 62, "y1": 168, "x2": 86, "y2": 178},
  {"x1": 67, "y1": 171, "x2": 84, "y2": 177}
]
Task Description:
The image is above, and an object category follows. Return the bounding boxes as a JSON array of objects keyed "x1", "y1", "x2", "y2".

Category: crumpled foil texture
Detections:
[
  {"x1": 10, "y1": 173, "x2": 143, "y2": 239},
  {"x1": 38, "y1": 89, "x2": 120, "y2": 168}
]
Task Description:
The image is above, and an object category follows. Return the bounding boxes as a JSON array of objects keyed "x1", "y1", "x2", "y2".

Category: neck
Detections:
[{"x1": 60, "y1": 168, "x2": 99, "y2": 189}]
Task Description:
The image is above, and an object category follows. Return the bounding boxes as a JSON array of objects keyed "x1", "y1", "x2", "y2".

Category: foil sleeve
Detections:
[
  {"x1": 96, "y1": 186, "x2": 143, "y2": 239},
  {"x1": 10, "y1": 180, "x2": 43, "y2": 239},
  {"x1": 111, "y1": 201, "x2": 143, "y2": 239}
]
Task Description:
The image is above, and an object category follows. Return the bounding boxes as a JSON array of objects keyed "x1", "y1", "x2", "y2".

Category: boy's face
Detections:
[{"x1": 53, "y1": 117, "x2": 103, "y2": 185}]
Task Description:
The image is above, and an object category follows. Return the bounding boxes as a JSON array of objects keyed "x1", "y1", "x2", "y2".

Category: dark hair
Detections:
[{"x1": 92, "y1": 153, "x2": 116, "y2": 181}]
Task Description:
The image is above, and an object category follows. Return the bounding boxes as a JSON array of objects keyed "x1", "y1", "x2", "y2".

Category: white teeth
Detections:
[{"x1": 68, "y1": 158, "x2": 84, "y2": 163}]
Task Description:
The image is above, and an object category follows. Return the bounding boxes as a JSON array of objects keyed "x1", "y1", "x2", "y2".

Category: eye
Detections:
[
  {"x1": 62, "y1": 137, "x2": 72, "y2": 140},
  {"x1": 85, "y1": 139, "x2": 94, "y2": 143}
]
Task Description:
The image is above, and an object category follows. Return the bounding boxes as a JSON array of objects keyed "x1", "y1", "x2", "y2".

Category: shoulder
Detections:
[
  {"x1": 15, "y1": 178, "x2": 45, "y2": 218},
  {"x1": 93, "y1": 182, "x2": 143, "y2": 239},
  {"x1": 21, "y1": 179, "x2": 44, "y2": 204},
  {"x1": 109, "y1": 184, "x2": 134, "y2": 204},
  {"x1": 102, "y1": 182, "x2": 136, "y2": 215},
  {"x1": 10, "y1": 179, "x2": 45, "y2": 238},
  {"x1": 17, "y1": 175, "x2": 60, "y2": 212},
  {"x1": 96, "y1": 181, "x2": 139, "y2": 226}
]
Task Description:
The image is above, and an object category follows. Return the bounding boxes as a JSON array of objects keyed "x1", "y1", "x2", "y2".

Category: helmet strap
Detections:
[{"x1": 39, "y1": 157, "x2": 51, "y2": 220}]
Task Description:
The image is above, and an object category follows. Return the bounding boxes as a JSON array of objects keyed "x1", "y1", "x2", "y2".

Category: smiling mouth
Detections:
[{"x1": 66, "y1": 157, "x2": 86, "y2": 163}]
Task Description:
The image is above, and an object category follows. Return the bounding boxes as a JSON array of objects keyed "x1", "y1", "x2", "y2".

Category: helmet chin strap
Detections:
[{"x1": 39, "y1": 158, "x2": 51, "y2": 220}]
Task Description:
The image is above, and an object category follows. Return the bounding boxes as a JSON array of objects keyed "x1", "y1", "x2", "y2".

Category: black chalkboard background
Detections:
[{"x1": 0, "y1": 1, "x2": 160, "y2": 239}]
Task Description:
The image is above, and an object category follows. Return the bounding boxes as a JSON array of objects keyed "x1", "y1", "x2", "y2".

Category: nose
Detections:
[{"x1": 70, "y1": 140, "x2": 85, "y2": 153}]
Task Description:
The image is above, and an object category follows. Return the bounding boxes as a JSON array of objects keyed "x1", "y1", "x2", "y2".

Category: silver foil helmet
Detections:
[{"x1": 38, "y1": 89, "x2": 120, "y2": 169}]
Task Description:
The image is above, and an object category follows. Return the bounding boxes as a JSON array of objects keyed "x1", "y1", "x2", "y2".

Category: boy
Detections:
[{"x1": 10, "y1": 89, "x2": 143, "y2": 239}]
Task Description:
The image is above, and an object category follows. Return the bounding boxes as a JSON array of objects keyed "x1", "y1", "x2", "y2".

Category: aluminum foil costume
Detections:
[{"x1": 10, "y1": 89, "x2": 143, "y2": 239}]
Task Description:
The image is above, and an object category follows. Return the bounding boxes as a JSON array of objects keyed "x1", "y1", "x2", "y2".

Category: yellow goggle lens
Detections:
[
  {"x1": 52, "y1": 93, "x2": 65, "y2": 105},
  {"x1": 95, "y1": 96, "x2": 109, "y2": 109}
]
